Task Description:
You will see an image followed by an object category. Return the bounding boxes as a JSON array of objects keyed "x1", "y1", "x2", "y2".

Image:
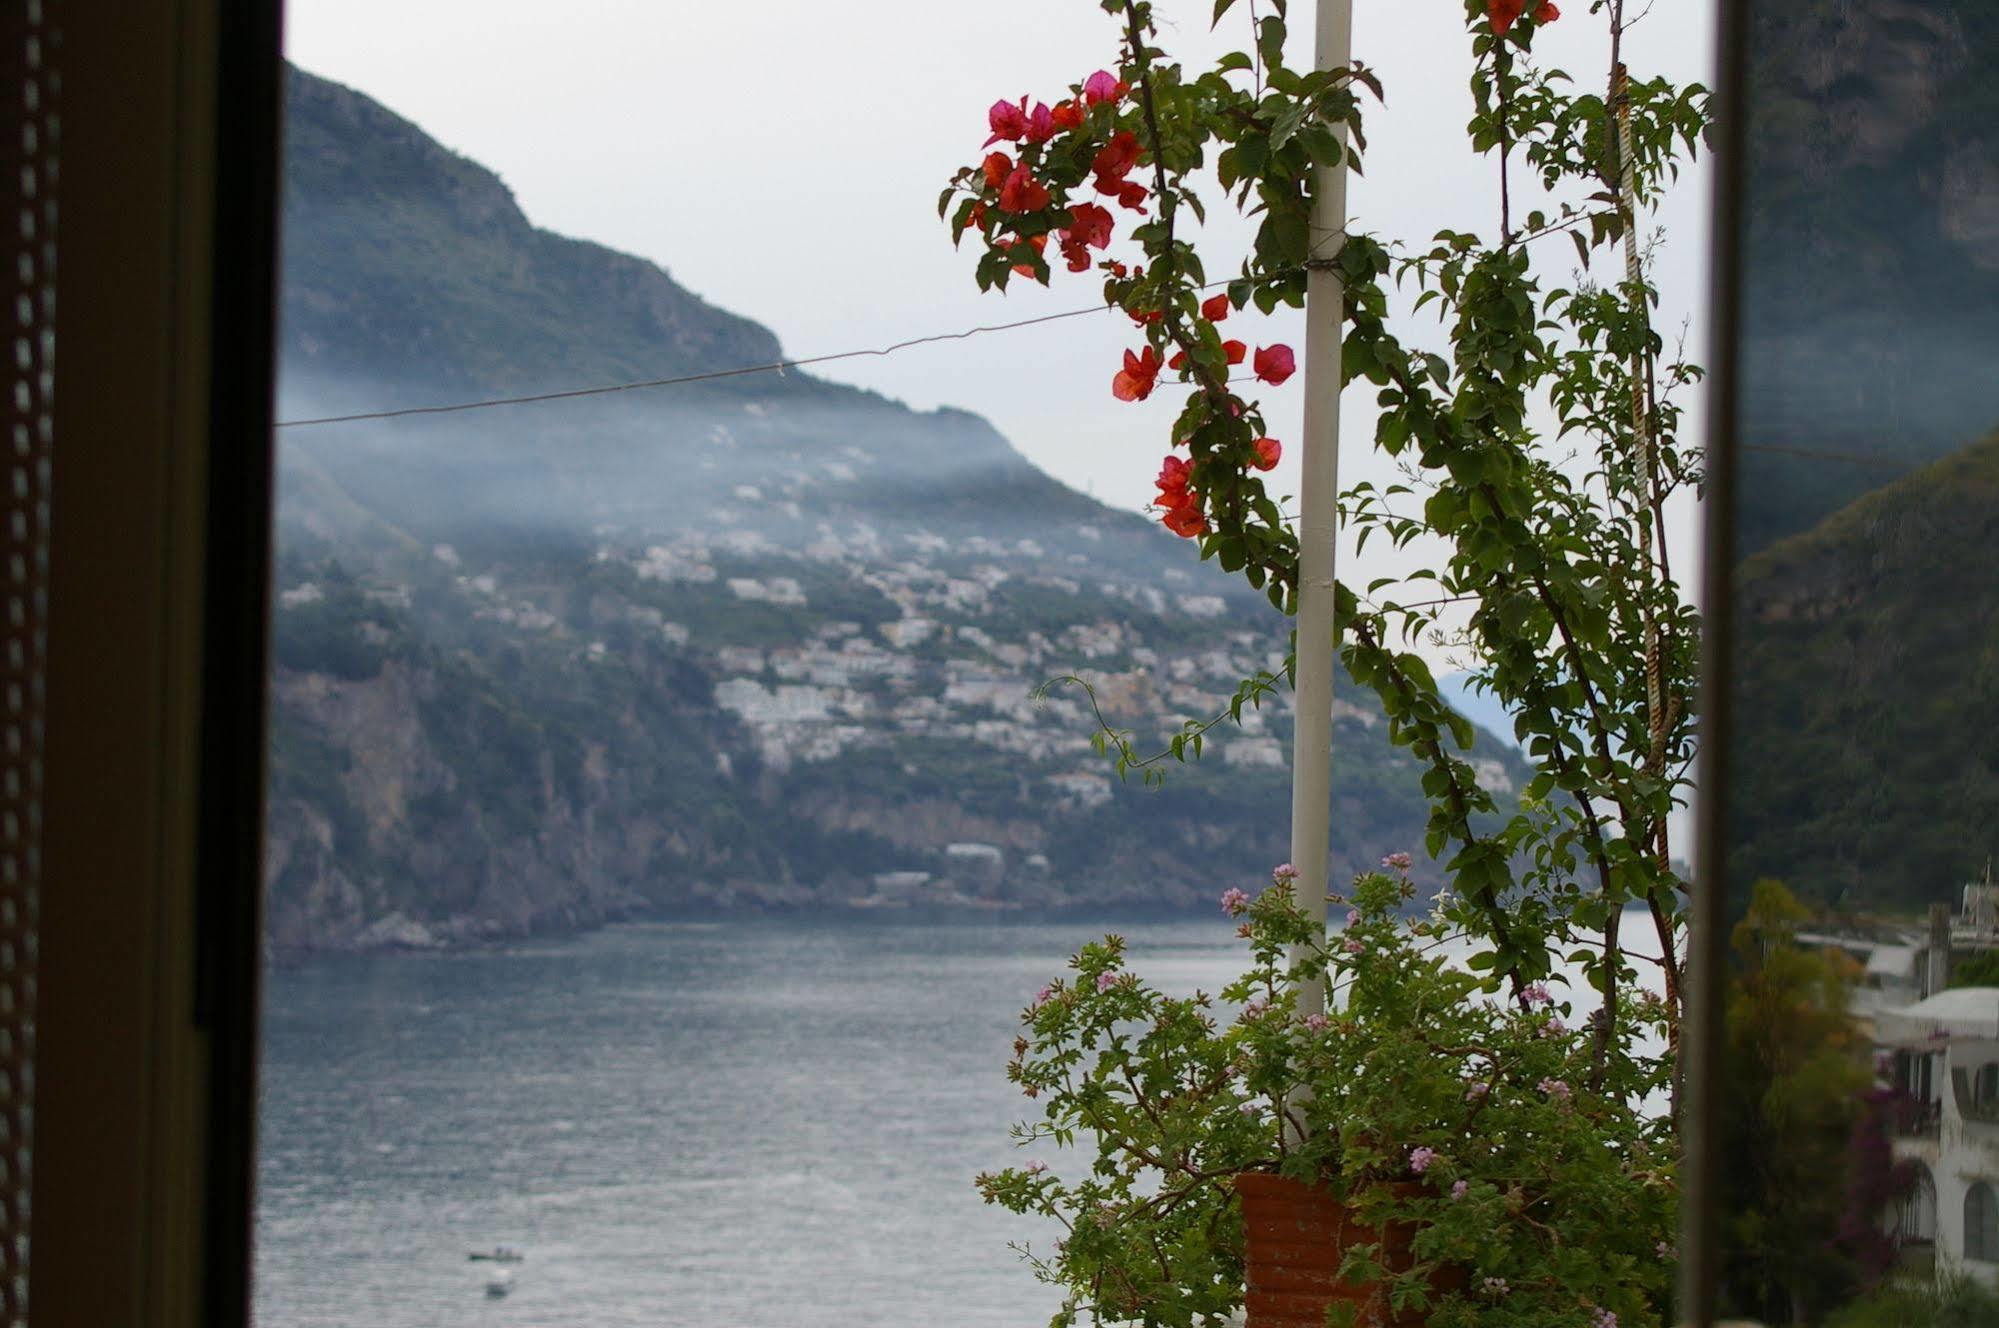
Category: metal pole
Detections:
[{"x1": 1287, "y1": 0, "x2": 1353, "y2": 1025}]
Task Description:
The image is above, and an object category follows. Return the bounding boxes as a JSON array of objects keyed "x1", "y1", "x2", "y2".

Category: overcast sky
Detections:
[{"x1": 285, "y1": 0, "x2": 1717, "y2": 632}]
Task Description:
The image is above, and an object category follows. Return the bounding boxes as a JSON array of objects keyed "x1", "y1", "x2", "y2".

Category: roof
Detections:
[{"x1": 1876, "y1": 987, "x2": 1999, "y2": 1046}]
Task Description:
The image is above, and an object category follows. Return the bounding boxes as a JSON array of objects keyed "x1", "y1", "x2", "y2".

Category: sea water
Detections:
[
  {"x1": 253, "y1": 910, "x2": 1663, "y2": 1327},
  {"x1": 252, "y1": 916, "x2": 1247, "y2": 1327}
]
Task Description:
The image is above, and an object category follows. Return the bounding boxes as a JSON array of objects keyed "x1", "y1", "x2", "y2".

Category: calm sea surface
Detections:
[
  {"x1": 253, "y1": 911, "x2": 1661, "y2": 1327},
  {"x1": 251, "y1": 916, "x2": 1252, "y2": 1328}
]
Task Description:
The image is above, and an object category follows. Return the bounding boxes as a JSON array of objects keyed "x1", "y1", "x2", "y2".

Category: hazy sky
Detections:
[{"x1": 285, "y1": 0, "x2": 1717, "y2": 622}]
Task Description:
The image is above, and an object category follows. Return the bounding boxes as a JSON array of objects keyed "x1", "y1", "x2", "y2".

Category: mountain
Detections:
[
  {"x1": 1737, "y1": 0, "x2": 1999, "y2": 553},
  {"x1": 263, "y1": 66, "x2": 1529, "y2": 951},
  {"x1": 1725, "y1": 427, "x2": 1999, "y2": 912}
]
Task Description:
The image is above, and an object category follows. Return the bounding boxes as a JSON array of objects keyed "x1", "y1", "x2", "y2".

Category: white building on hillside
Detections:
[{"x1": 1877, "y1": 987, "x2": 1999, "y2": 1288}]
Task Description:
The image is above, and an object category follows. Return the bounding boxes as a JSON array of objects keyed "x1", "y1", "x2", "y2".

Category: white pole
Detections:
[{"x1": 1287, "y1": 0, "x2": 1352, "y2": 1026}]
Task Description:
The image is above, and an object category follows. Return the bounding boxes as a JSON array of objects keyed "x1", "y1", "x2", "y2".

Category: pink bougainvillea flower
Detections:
[
  {"x1": 999, "y1": 164, "x2": 1051, "y2": 213},
  {"x1": 1538, "y1": 1077, "x2": 1572, "y2": 1102},
  {"x1": 1201, "y1": 292, "x2": 1232, "y2": 322},
  {"x1": 1022, "y1": 101, "x2": 1057, "y2": 145},
  {"x1": 1221, "y1": 886, "x2": 1250, "y2": 915},
  {"x1": 984, "y1": 97, "x2": 1028, "y2": 146},
  {"x1": 1304, "y1": 1012, "x2": 1331, "y2": 1032},
  {"x1": 1050, "y1": 99, "x2": 1085, "y2": 132},
  {"x1": 1488, "y1": 0, "x2": 1527, "y2": 35},
  {"x1": 1382, "y1": 851, "x2": 1413, "y2": 871},
  {"x1": 1408, "y1": 1146, "x2": 1437, "y2": 1174},
  {"x1": 982, "y1": 151, "x2": 1013, "y2": 190},
  {"x1": 1251, "y1": 437, "x2": 1282, "y2": 471},
  {"x1": 1534, "y1": 0, "x2": 1561, "y2": 21},
  {"x1": 1273, "y1": 862, "x2": 1299, "y2": 881},
  {"x1": 1253, "y1": 343, "x2": 1297, "y2": 385},
  {"x1": 1096, "y1": 971, "x2": 1118, "y2": 992},
  {"x1": 1066, "y1": 202, "x2": 1114, "y2": 250},
  {"x1": 1222, "y1": 339, "x2": 1247, "y2": 366},
  {"x1": 1082, "y1": 69, "x2": 1128, "y2": 105},
  {"x1": 1112, "y1": 346, "x2": 1163, "y2": 402}
]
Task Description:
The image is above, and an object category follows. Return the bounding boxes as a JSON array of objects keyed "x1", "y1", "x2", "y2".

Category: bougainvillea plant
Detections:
[
  {"x1": 941, "y1": 0, "x2": 1708, "y2": 1082},
  {"x1": 977, "y1": 863, "x2": 1677, "y2": 1325}
]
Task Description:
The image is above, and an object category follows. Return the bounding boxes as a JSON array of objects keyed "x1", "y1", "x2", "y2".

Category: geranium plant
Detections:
[{"x1": 977, "y1": 861, "x2": 1676, "y2": 1326}]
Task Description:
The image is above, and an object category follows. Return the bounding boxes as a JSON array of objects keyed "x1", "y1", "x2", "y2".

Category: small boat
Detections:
[
  {"x1": 467, "y1": 1246, "x2": 527, "y2": 1263},
  {"x1": 484, "y1": 1266, "x2": 514, "y2": 1299}
]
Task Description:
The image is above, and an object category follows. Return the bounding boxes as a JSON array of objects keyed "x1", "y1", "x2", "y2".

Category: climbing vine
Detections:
[{"x1": 941, "y1": 0, "x2": 1708, "y2": 1080}]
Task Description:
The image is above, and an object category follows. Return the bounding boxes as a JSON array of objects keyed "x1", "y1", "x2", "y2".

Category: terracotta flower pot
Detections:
[{"x1": 1233, "y1": 1172, "x2": 1438, "y2": 1328}]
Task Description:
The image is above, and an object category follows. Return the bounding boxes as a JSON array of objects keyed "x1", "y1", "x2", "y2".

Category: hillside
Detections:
[
  {"x1": 1726, "y1": 428, "x2": 1999, "y2": 911},
  {"x1": 1737, "y1": 0, "x2": 1999, "y2": 552},
  {"x1": 264, "y1": 66, "x2": 1529, "y2": 951}
]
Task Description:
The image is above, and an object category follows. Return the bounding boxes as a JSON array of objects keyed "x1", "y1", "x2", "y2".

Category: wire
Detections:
[
  {"x1": 273, "y1": 271, "x2": 1294, "y2": 430},
  {"x1": 274, "y1": 303, "x2": 1127, "y2": 429}
]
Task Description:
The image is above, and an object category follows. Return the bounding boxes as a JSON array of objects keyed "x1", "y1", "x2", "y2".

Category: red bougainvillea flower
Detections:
[
  {"x1": 982, "y1": 152, "x2": 1013, "y2": 189},
  {"x1": 1092, "y1": 131, "x2": 1143, "y2": 182},
  {"x1": 1022, "y1": 101, "x2": 1057, "y2": 145},
  {"x1": 968, "y1": 201, "x2": 987, "y2": 229},
  {"x1": 1153, "y1": 455, "x2": 1206, "y2": 537},
  {"x1": 1534, "y1": 1, "x2": 1560, "y2": 20},
  {"x1": 996, "y1": 233, "x2": 1047, "y2": 276},
  {"x1": 1201, "y1": 292, "x2": 1231, "y2": 322},
  {"x1": 1082, "y1": 70, "x2": 1129, "y2": 105},
  {"x1": 1065, "y1": 202, "x2": 1114, "y2": 250},
  {"x1": 1253, "y1": 343, "x2": 1297, "y2": 385},
  {"x1": 984, "y1": 97, "x2": 1028, "y2": 146},
  {"x1": 1251, "y1": 437, "x2": 1282, "y2": 471},
  {"x1": 1223, "y1": 340, "x2": 1247, "y2": 366},
  {"x1": 1162, "y1": 504, "x2": 1207, "y2": 537},
  {"x1": 1113, "y1": 346, "x2": 1163, "y2": 401},
  {"x1": 1488, "y1": 0, "x2": 1527, "y2": 35},
  {"x1": 999, "y1": 164, "x2": 1051, "y2": 213},
  {"x1": 1114, "y1": 179, "x2": 1148, "y2": 212},
  {"x1": 1050, "y1": 99, "x2": 1085, "y2": 132},
  {"x1": 1059, "y1": 238, "x2": 1091, "y2": 273}
]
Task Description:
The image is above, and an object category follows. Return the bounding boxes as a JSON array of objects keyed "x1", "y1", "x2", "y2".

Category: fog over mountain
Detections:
[{"x1": 265, "y1": 66, "x2": 1527, "y2": 951}]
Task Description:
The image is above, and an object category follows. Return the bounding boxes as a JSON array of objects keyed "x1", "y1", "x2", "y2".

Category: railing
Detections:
[{"x1": 1896, "y1": 1097, "x2": 1943, "y2": 1139}]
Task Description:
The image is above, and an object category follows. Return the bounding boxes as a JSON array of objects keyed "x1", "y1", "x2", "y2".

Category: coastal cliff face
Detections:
[{"x1": 265, "y1": 67, "x2": 1527, "y2": 951}]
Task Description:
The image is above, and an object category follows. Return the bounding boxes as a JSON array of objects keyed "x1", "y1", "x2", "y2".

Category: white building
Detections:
[{"x1": 1877, "y1": 987, "x2": 1999, "y2": 1287}]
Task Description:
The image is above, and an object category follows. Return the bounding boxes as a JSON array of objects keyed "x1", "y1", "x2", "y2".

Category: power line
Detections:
[{"x1": 274, "y1": 302, "x2": 1127, "y2": 429}]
